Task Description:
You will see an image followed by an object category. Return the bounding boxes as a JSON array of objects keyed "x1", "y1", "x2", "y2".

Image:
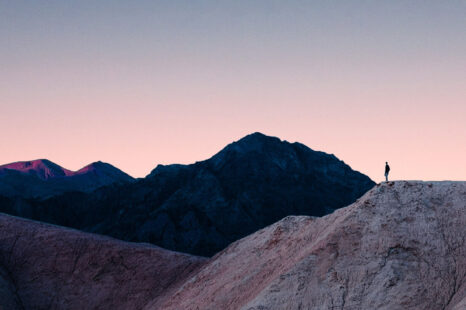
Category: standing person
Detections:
[{"x1": 385, "y1": 162, "x2": 390, "y2": 182}]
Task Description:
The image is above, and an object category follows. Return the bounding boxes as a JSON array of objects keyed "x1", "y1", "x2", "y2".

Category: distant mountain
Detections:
[
  {"x1": 0, "y1": 159, "x2": 74, "y2": 180},
  {"x1": 0, "y1": 159, "x2": 134, "y2": 198},
  {"x1": 0, "y1": 133, "x2": 375, "y2": 256}
]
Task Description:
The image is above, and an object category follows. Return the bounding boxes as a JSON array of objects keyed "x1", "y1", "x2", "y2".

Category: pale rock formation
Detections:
[{"x1": 151, "y1": 181, "x2": 466, "y2": 310}]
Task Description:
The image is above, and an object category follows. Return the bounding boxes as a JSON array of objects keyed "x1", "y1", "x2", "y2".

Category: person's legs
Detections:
[{"x1": 385, "y1": 173, "x2": 388, "y2": 182}]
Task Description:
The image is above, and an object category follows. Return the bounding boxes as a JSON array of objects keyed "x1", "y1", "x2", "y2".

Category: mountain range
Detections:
[
  {"x1": 0, "y1": 159, "x2": 134, "y2": 198},
  {"x1": 0, "y1": 133, "x2": 375, "y2": 256}
]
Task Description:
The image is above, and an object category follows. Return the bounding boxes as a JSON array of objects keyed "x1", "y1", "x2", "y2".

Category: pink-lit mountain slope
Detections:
[
  {"x1": 0, "y1": 159, "x2": 74, "y2": 180},
  {"x1": 0, "y1": 159, "x2": 134, "y2": 198}
]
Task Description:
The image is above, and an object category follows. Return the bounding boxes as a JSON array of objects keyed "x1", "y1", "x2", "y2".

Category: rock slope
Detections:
[
  {"x1": 149, "y1": 181, "x2": 466, "y2": 310},
  {"x1": 0, "y1": 181, "x2": 464, "y2": 310},
  {"x1": 0, "y1": 133, "x2": 375, "y2": 256},
  {"x1": 0, "y1": 264, "x2": 22, "y2": 310},
  {"x1": 0, "y1": 214, "x2": 206, "y2": 310}
]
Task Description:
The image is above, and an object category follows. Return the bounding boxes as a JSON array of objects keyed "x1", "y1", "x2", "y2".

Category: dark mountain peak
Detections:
[
  {"x1": 238, "y1": 131, "x2": 278, "y2": 142},
  {"x1": 227, "y1": 132, "x2": 283, "y2": 151},
  {"x1": 148, "y1": 133, "x2": 283, "y2": 177},
  {"x1": 148, "y1": 164, "x2": 188, "y2": 178},
  {"x1": 207, "y1": 133, "x2": 334, "y2": 174},
  {"x1": 221, "y1": 133, "x2": 343, "y2": 164},
  {"x1": 76, "y1": 161, "x2": 134, "y2": 181},
  {"x1": 208, "y1": 133, "x2": 288, "y2": 166},
  {"x1": 89, "y1": 160, "x2": 104, "y2": 166},
  {"x1": 0, "y1": 159, "x2": 72, "y2": 180},
  {"x1": 77, "y1": 161, "x2": 108, "y2": 173}
]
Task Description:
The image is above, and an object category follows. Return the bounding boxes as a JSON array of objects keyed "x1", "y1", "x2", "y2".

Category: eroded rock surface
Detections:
[
  {"x1": 1, "y1": 181, "x2": 464, "y2": 310},
  {"x1": 150, "y1": 181, "x2": 466, "y2": 310},
  {"x1": 0, "y1": 214, "x2": 205, "y2": 310}
]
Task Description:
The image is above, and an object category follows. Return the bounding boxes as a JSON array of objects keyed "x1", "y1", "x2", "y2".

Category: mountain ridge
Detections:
[
  {"x1": 0, "y1": 159, "x2": 134, "y2": 178},
  {"x1": 0, "y1": 132, "x2": 375, "y2": 256},
  {"x1": 0, "y1": 159, "x2": 134, "y2": 198},
  {"x1": 148, "y1": 132, "x2": 355, "y2": 177},
  {"x1": 0, "y1": 159, "x2": 74, "y2": 180}
]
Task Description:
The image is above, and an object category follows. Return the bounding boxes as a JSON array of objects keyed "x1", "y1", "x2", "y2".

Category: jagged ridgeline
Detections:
[{"x1": 0, "y1": 133, "x2": 374, "y2": 256}]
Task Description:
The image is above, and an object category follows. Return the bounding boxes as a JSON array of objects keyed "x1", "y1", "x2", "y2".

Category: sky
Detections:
[{"x1": 1, "y1": 0, "x2": 465, "y2": 182}]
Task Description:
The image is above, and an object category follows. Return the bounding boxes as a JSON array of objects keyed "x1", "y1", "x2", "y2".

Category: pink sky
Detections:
[{"x1": 1, "y1": 1, "x2": 465, "y2": 182}]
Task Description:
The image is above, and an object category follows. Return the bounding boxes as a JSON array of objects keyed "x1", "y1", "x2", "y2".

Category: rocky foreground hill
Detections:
[
  {"x1": 1, "y1": 181, "x2": 465, "y2": 309},
  {"x1": 0, "y1": 215, "x2": 206, "y2": 310},
  {"x1": 0, "y1": 132, "x2": 374, "y2": 256}
]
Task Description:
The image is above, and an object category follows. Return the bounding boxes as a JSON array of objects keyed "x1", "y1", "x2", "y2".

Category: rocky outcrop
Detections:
[
  {"x1": 0, "y1": 133, "x2": 375, "y2": 256},
  {"x1": 0, "y1": 214, "x2": 206, "y2": 310},
  {"x1": 0, "y1": 159, "x2": 134, "y2": 198},
  {"x1": 148, "y1": 181, "x2": 466, "y2": 310}
]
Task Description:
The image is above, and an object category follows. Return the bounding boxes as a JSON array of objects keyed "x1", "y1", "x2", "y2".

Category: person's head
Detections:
[{"x1": 386, "y1": 162, "x2": 388, "y2": 165}]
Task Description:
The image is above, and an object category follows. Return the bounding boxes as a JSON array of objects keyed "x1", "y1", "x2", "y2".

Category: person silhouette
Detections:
[{"x1": 385, "y1": 162, "x2": 390, "y2": 182}]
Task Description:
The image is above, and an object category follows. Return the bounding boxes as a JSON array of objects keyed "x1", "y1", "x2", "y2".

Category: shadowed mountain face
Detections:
[
  {"x1": 0, "y1": 159, "x2": 134, "y2": 198},
  {"x1": 1, "y1": 182, "x2": 464, "y2": 310},
  {"x1": 0, "y1": 133, "x2": 375, "y2": 256}
]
